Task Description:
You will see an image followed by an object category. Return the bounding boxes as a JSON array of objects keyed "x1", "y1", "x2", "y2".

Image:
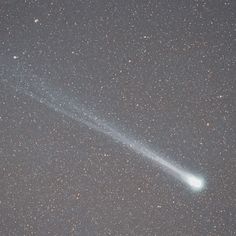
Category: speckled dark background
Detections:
[{"x1": 0, "y1": 0, "x2": 235, "y2": 235}]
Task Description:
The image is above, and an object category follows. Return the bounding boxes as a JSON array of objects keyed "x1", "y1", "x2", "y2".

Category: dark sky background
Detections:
[{"x1": 0, "y1": 0, "x2": 235, "y2": 235}]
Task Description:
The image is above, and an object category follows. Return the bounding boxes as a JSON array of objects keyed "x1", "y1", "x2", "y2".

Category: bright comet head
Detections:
[{"x1": 185, "y1": 174, "x2": 205, "y2": 192}]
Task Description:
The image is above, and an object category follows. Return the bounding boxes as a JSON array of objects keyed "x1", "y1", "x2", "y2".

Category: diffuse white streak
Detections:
[{"x1": 5, "y1": 77, "x2": 205, "y2": 191}]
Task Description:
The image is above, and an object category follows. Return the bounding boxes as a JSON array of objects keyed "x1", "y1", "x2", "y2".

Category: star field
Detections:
[{"x1": 0, "y1": 0, "x2": 235, "y2": 235}]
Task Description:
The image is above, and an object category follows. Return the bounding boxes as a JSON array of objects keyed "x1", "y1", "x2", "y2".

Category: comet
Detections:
[{"x1": 2, "y1": 75, "x2": 206, "y2": 192}]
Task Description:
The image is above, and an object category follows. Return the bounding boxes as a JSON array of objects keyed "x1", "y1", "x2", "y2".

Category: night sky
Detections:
[{"x1": 0, "y1": 0, "x2": 236, "y2": 235}]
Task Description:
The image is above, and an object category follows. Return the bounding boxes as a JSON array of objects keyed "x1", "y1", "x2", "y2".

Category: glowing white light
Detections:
[
  {"x1": 185, "y1": 174, "x2": 205, "y2": 191},
  {"x1": 5, "y1": 77, "x2": 206, "y2": 192}
]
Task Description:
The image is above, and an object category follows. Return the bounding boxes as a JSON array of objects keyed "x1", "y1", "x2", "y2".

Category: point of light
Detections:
[{"x1": 185, "y1": 174, "x2": 205, "y2": 191}]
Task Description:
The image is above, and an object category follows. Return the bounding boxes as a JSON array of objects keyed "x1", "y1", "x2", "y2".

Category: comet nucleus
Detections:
[{"x1": 185, "y1": 174, "x2": 205, "y2": 191}]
